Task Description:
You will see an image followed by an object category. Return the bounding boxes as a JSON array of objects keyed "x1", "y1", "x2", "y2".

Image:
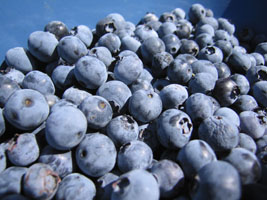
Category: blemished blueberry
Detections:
[
  {"x1": 56, "y1": 173, "x2": 96, "y2": 200},
  {"x1": 157, "y1": 22, "x2": 176, "y2": 38},
  {"x1": 174, "y1": 20, "x2": 192, "y2": 39},
  {"x1": 111, "y1": 169, "x2": 159, "y2": 200},
  {"x1": 188, "y1": 72, "x2": 216, "y2": 94},
  {"x1": 79, "y1": 95, "x2": 113, "y2": 129},
  {"x1": 38, "y1": 145, "x2": 72, "y2": 178},
  {"x1": 238, "y1": 133, "x2": 257, "y2": 153},
  {"x1": 214, "y1": 29, "x2": 231, "y2": 42},
  {"x1": 198, "y1": 46, "x2": 223, "y2": 63},
  {"x1": 246, "y1": 65, "x2": 267, "y2": 85},
  {"x1": 140, "y1": 36, "x2": 166, "y2": 64},
  {"x1": 185, "y1": 93, "x2": 214, "y2": 124},
  {"x1": 74, "y1": 55, "x2": 107, "y2": 90},
  {"x1": 120, "y1": 36, "x2": 141, "y2": 53},
  {"x1": 188, "y1": 3, "x2": 206, "y2": 24},
  {"x1": 0, "y1": 166, "x2": 28, "y2": 197},
  {"x1": 197, "y1": 16, "x2": 218, "y2": 30},
  {"x1": 179, "y1": 39, "x2": 199, "y2": 56},
  {"x1": 151, "y1": 51, "x2": 173, "y2": 78},
  {"x1": 230, "y1": 73, "x2": 250, "y2": 95},
  {"x1": 191, "y1": 59, "x2": 218, "y2": 80},
  {"x1": 159, "y1": 12, "x2": 176, "y2": 23},
  {"x1": 0, "y1": 75, "x2": 21, "y2": 107},
  {"x1": 97, "y1": 80, "x2": 131, "y2": 113},
  {"x1": 214, "y1": 107, "x2": 240, "y2": 127},
  {"x1": 51, "y1": 65, "x2": 75, "y2": 91},
  {"x1": 45, "y1": 105, "x2": 87, "y2": 150},
  {"x1": 162, "y1": 33, "x2": 181, "y2": 56},
  {"x1": 239, "y1": 111, "x2": 266, "y2": 139},
  {"x1": 114, "y1": 54, "x2": 143, "y2": 85},
  {"x1": 0, "y1": 108, "x2": 6, "y2": 137},
  {"x1": 117, "y1": 140, "x2": 153, "y2": 172},
  {"x1": 228, "y1": 51, "x2": 252, "y2": 74},
  {"x1": 97, "y1": 33, "x2": 121, "y2": 54},
  {"x1": 250, "y1": 52, "x2": 265, "y2": 66},
  {"x1": 198, "y1": 115, "x2": 239, "y2": 152},
  {"x1": 214, "y1": 62, "x2": 231, "y2": 79},
  {"x1": 22, "y1": 70, "x2": 55, "y2": 95},
  {"x1": 62, "y1": 86, "x2": 91, "y2": 106},
  {"x1": 23, "y1": 163, "x2": 60, "y2": 200},
  {"x1": 7, "y1": 133, "x2": 39, "y2": 166},
  {"x1": 177, "y1": 139, "x2": 217, "y2": 178},
  {"x1": 252, "y1": 80, "x2": 267, "y2": 107},
  {"x1": 224, "y1": 147, "x2": 261, "y2": 185},
  {"x1": 88, "y1": 46, "x2": 114, "y2": 69},
  {"x1": 57, "y1": 35, "x2": 88, "y2": 64},
  {"x1": 130, "y1": 78, "x2": 153, "y2": 93},
  {"x1": 152, "y1": 78, "x2": 171, "y2": 94},
  {"x1": 128, "y1": 89, "x2": 162, "y2": 123},
  {"x1": 195, "y1": 33, "x2": 214, "y2": 49},
  {"x1": 212, "y1": 77, "x2": 240, "y2": 106},
  {"x1": 4, "y1": 89, "x2": 49, "y2": 130},
  {"x1": 28, "y1": 31, "x2": 58, "y2": 63},
  {"x1": 214, "y1": 40, "x2": 233, "y2": 60},
  {"x1": 134, "y1": 24, "x2": 159, "y2": 42},
  {"x1": 107, "y1": 114, "x2": 139, "y2": 147},
  {"x1": 3, "y1": 67, "x2": 25, "y2": 86},
  {"x1": 96, "y1": 171, "x2": 120, "y2": 200},
  {"x1": 172, "y1": 7, "x2": 186, "y2": 20},
  {"x1": 157, "y1": 109, "x2": 193, "y2": 150},
  {"x1": 44, "y1": 20, "x2": 69, "y2": 40},
  {"x1": 193, "y1": 161, "x2": 241, "y2": 200},
  {"x1": 167, "y1": 58, "x2": 193, "y2": 84},
  {"x1": 76, "y1": 133, "x2": 117, "y2": 177},
  {"x1": 159, "y1": 83, "x2": 188, "y2": 109},
  {"x1": 218, "y1": 17, "x2": 235, "y2": 35},
  {"x1": 71, "y1": 25, "x2": 93, "y2": 48},
  {"x1": 149, "y1": 159, "x2": 184, "y2": 198}
]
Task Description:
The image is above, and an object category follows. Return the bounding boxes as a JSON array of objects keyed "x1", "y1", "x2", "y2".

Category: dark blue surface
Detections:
[{"x1": 0, "y1": 0, "x2": 266, "y2": 62}]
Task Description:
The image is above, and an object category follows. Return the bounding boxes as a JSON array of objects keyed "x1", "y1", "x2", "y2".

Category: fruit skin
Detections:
[
  {"x1": 3, "y1": 89, "x2": 49, "y2": 131},
  {"x1": 74, "y1": 55, "x2": 107, "y2": 90},
  {"x1": 111, "y1": 169, "x2": 160, "y2": 200},
  {"x1": 223, "y1": 147, "x2": 261, "y2": 185},
  {"x1": 28, "y1": 31, "x2": 59, "y2": 63},
  {"x1": 198, "y1": 46, "x2": 223, "y2": 63},
  {"x1": 128, "y1": 89, "x2": 162, "y2": 123},
  {"x1": 157, "y1": 109, "x2": 193, "y2": 150},
  {"x1": 188, "y1": 72, "x2": 216, "y2": 94},
  {"x1": 117, "y1": 140, "x2": 153, "y2": 173},
  {"x1": 252, "y1": 80, "x2": 267, "y2": 107},
  {"x1": 238, "y1": 133, "x2": 257, "y2": 154},
  {"x1": 23, "y1": 163, "x2": 61, "y2": 200},
  {"x1": 45, "y1": 105, "x2": 87, "y2": 150},
  {"x1": 0, "y1": 108, "x2": 6, "y2": 137},
  {"x1": 214, "y1": 107, "x2": 240, "y2": 127},
  {"x1": 7, "y1": 133, "x2": 39, "y2": 166},
  {"x1": 3, "y1": 67, "x2": 25, "y2": 86},
  {"x1": 76, "y1": 133, "x2": 117, "y2": 177},
  {"x1": 55, "y1": 173, "x2": 96, "y2": 200},
  {"x1": 0, "y1": 145, "x2": 6, "y2": 173},
  {"x1": 88, "y1": 46, "x2": 114, "y2": 68},
  {"x1": 188, "y1": 3, "x2": 206, "y2": 24},
  {"x1": 44, "y1": 20, "x2": 69, "y2": 40},
  {"x1": 193, "y1": 161, "x2": 241, "y2": 200},
  {"x1": 97, "y1": 33, "x2": 121, "y2": 54},
  {"x1": 246, "y1": 65, "x2": 267, "y2": 85},
  {"x1": 71, "y1": 25, "x2": 93, "y2": 48},
  {"x1": 62, "y1": 87, "x2": 91, "y2": 106},
  {"x1": 51, "y1": 65, "x2": 75, "y2": 91}
]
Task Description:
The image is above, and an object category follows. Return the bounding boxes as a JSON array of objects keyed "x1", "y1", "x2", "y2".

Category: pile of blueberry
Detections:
[{"x1": 0, "y1": 3, "x2": 267, "y2": 200}]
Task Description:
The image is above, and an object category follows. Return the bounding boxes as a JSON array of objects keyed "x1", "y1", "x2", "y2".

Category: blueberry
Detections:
[
  {"x1": 7, "y1": 133, "x2": 39, "y2": 166},
  {"x1": 230, "y1": 73, "x2": 250, "y2": 95},
  {"x1": 250, "y1": 52, "x2": 265, "y2": 66},
  {"x1": 0, "y1": 144, "x2": 6, "y2": 172},
  {"x1": 22, "y1": 70, "x2": 55, "y2": 95},
  {"x1": 114, "y1": 54, "x2": 143, "y2": 85},
  {"x1": 96, "y1": 16, "x2": 123, "y2": 37},
  {"x1": 191, "y1": 59, "x2": 218, "y2": 80},
  {"x1": 214, "y1": 62, "x2": 231, "y2": 79},
  {"x1": 3, "y1": 67, "x2": 25, "y2": 86},
  {"x1": 128, "y1": 89, "x2": 162, "y2": 123},
  {"x1": 28, "y1": 31, "x2": 59, "y2": 63},
  {"x1": 198, "y1": 46, "x2": 223, "y2": 63},
  {"x1": 227, "y1": 51, "x2": 252, "y2": 74},
  {"x1": 146, "y1": 20, "x2": 162, "y2": 32},
  {"x1": 0, "y1": 75, "x2": 20, "y2": 107},
  {"x1": 171, "y1": 8, "x2": 186, "y2": 20},
  {"x1": 51, "y1": 65, "x2": 75, "y2": 91},
  {"x1": 97, "y1": 33, "x2": 121, "y2": 54},
  {"x1": 135, "y1": 24, "x2": 159, "y2": 42},
  {"x1": 196, "y1": 24, "x2": 215, "y2": 37},
  {"x1": 214, "y1": 29, "x2": 231, "y2": 42},
  {"x1": 179, "y1": 39, "x2": 199, "y2": 56},
  {"x1": 88, "y1": 46, "x2": 114, "y2": 68},
  {"x1": 117, "y1": 140, "x2": 153, "y2": 172},
  {"x1": 57, "y1": 35, "x2": 88, "y2": 64},
  {"x1": 44, "y1": 94, "x2": 59, "y2": 109},
  {"x1": 74, "y1": 55, "x2": 107, "y2": 90},
  {"x1": 138, "y1": 12, "x2": 158, "y2": 24},
  {"x1": 71, "y1": 25, "x2": 93, "y2": 48},
  {"x1": 76, "y1": 133, "x2": 117, "y2": 177},
  {"x1": 218, "y1": 18, "x2": 235, "y2": 35},
  {"x1": 188, "y1": 3, "x2": 206, "y2": 24},
  {"x1": 161, "y1": 34, "x2": 181, "y2": 56},
  {"x1": 157, "y1": 22, "x2": 177, "y2": 38},
  {"x1": 50, "y1": 99, "x2": 77, "y2": 113},
  {"x1": 0, "y1": 108, "x2": 6, "y2": 137},
  {"x1": 79, "y1": 95, "x2": 113, "y2": 129},
  {"x1": 106, "y1": 114, "x2": 139, "y2": 147},
  {"x1": 23, "y1": 163, "x2": 60, "y2": 200},
  {"x1": 111, "y1": 169, "x2": 159, "y2": 200},
  {"x1": 252, "y1": 80, "x2": 267, "y2": 107},
  {"x1": 193, "y1": 161, "x2": 241, "y2": 200},
  {"x1": 197, "y1": 16, "x2": 218, "y2": 30},
  {"x1": 152, "y1": 78, "x2": 171, "y2": 94},
  {"x1": 56, "y1": 173, "x2": 96, "y2": 200},
  {"x1": 214, "y1": 40, "x2": 233, "y2": 60},
  {"x1": 45, "y1": 105, "x2": 87, "y2": 150},
  {"x1": 4, "y1": 89, "x2": 49, "y2": 130},
  {"x1": 174, "y1": 20, "x2": 192, "y2": 39},
  {"x1": 238, "y1": 133, "x2": 257, "y2": 153},
  {"x1": 130, "y1": 78, "x2": 153, "y2": 93},
  {"x1": 62, "y1": 86, "x2": 91, "y2": 106},
  {"x1": 224, "y1": 147, "x2": 261, "y2": 185},
  {"x1": 195, "y1": 33, "x2": 214, "y2": 49},
  {"x1": 44, "y1": 20, "x2": 69, "y2": 40},
  {"x1": 239, "y1": 111, "x2": 266, "y2": 139},
  {"x1": 0, "y1": 166, "x2": 28, "y2": 197},
  {"x1": 38, "y1": 145, "x2": 72, "y2": 178},
  {"x1": 188, "y1": 72, "x2": 216, "y2": 94},
  {"x1": 157, "y1": 109, "x2": 193, "y2": 150},
  {"x1": 198, "y1": 115, "x2": 239, "y2": 152},
  {"x1": 176, "y1": 53, "x2": 197, "y2": 65},
  {"x1": 246, "y1": 65, "x2": 267, "y2": 85},
  {"x1": 120, "y1": 36, "x2": 141, "y2": 53},
  {"x1": 214, "y1": 107, "x2": 240, "y2": 127},
  {"x1": 159, "y1": 12, "x2": 176, "y2": 23},
  {"x1": 159, "y1": 83, "x2": 188, "y2": 109},
  {"x1": 177, "y1": 139, "x2": 217, "y2": 178},
  {"x1": 149, "y1": 159, "x2": 184, "y2": 198},
  {"x1": 151, "y1": 51, "x2": 173, "y2": 78}
]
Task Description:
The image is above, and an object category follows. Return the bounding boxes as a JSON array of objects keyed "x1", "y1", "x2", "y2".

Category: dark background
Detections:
[{"x1": 0, "y1": 0, "x2": 266, "y2": 62}]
